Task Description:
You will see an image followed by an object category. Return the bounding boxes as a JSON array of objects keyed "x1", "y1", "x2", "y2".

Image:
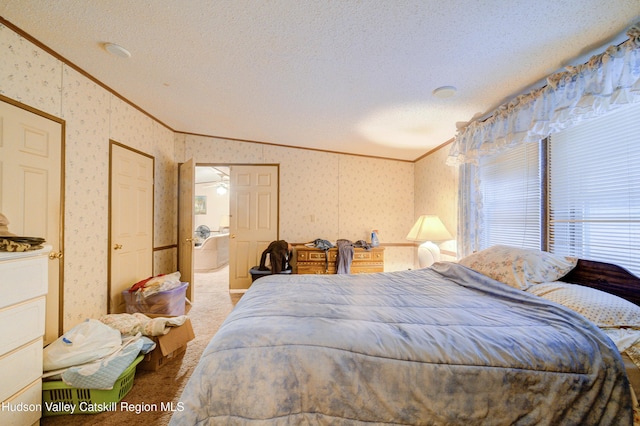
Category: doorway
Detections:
[
  {"x1": 189, "y1": 164, "x2": 279, "y2": 290},
  {"x1": 193, "y1": 166, "x2": 230, "y2": 273}
]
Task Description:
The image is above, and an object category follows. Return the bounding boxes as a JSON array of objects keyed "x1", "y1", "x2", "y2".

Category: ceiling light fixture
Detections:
[
  {"x1": 103, "y1": 42, "x2": 131, "y2": 59},
  {"x1": 432, "y1": 86, "x2": 457, "y2": 98}
]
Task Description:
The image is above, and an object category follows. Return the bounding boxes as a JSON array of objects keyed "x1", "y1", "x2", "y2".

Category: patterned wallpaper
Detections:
[
  {"x1": 0, "y1": 24, "x2": 62, "y2": 117},
  {"x1": 0, "y1": 23, "x2": 459, "y2": 332},
  {"x1": 0, "y1": 24, "x2": 178, "y2": 330},
  {"x1": 181, "y1": 134, "x2": 419, "y2": 270},
  {"x1": 337, "y1": 155, "x2": 415, "y2": 244},
  {"x1": 414, "y1": 146, "x2": 459, "y2": 260},
  {"x1": 60, "y1": 66, "x2": 111, "y2": 326}
]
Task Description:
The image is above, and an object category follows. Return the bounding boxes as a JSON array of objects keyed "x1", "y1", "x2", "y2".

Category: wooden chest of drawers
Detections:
[{"x1": 294, "y1": 246, "x2": 384, "y2": 274}]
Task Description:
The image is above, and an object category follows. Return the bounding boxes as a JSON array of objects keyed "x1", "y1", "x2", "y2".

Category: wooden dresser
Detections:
[
  {"x1": 294, "y1": 245, "x2": 384, "y2": 274},
  {"x1": 0, "y1": 246, "x2": 50, "y2": 426}
]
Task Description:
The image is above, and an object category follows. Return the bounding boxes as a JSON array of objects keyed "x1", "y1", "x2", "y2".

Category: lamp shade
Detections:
[
  {"x1": 406, "y1": 215, "x2": 452, "y2": 242},
  {"x1": 219, "y1": 215, "x2": 230, "y2": 228}
]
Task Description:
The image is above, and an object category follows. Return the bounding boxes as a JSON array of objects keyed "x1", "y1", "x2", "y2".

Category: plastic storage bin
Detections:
[
  {"x1": 122, "y1": 282, "x2": 189, "y2": 316},
  {"x1": 42, "y1": 355, "x2": 143, "y2": 416}
]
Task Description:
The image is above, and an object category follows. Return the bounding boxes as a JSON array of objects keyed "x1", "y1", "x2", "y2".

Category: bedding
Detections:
[
  {"x1": 170, "y1": 262, "x2": 631, "y2": 425},
  {"x1": 526, "y1": 281, "x2": 640, "y2": 328},
  {"x1": 458, "y1": 245, "x2": 577, "y2": 290},
  {"x1": 525, "y1": 280, "x2": 640, "y2": 415}
]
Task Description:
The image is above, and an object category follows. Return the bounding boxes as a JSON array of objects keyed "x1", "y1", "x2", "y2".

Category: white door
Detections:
[
  {"x1": 109, "y1": 143, "x2": 154, "y2": 313},
  {"x1": 178, "y1": 159, "x2": 195, "y2": 303},
  {"x1": 0, "y1": 99, "x2": 63, "y2": 345},
  {"x1": 229, "y1": 165, "x2": 279, "y2": 290}
]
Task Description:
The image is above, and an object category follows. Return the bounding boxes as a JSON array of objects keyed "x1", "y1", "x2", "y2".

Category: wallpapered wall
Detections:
[
  {"x1": 0, "y1": 24, "x2": 178, "y2": 330},
  {"x1": 0, "y1": 23, "x2": 459, "y2": 332},
  {"x1": 413, "y1": 146, "x2": 459, "y2": 260},
  {"x1": 178, "y1": 135, "x2": 419, "y2": 270}
]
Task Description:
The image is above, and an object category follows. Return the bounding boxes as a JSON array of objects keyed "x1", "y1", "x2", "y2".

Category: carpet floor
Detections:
[{"x1": 41, "y1": 266, "x2": 240, "y2": 426}]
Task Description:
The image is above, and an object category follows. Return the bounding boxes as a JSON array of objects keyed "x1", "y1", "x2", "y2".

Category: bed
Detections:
[{"x1": 170, "y1": 245, "x2": 640, "y2": 425}]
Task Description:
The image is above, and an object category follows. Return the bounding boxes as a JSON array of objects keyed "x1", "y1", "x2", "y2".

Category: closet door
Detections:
[
  {"x1": 109, "y1": 142, "x2": 154, "y2": 313},
  {"x1": 0, "y1": 98, "x2": 63, "y2": 345}
]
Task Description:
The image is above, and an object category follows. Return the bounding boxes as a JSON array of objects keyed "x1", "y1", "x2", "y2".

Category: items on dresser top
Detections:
[
  {"x1": 0, "y1": 212, "x2": 46, "y2": 251},
  {"x1": 294, "y1": 244, "x2": 384, "y2": 275}
]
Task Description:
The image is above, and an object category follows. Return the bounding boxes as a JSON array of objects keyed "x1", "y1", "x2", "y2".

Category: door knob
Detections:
[
  {"x1": 48, "y1": 251, "x2": 63, "y2": 259},
  {"x1": 113, "y1": 244, "x2": 123, "y2": 250},
  {"x1": 230, "y1": 234, "x2": 236, "y2": 239},
  {"x1": 186, "y1": 238, "x2": 193, "y2": 242}
]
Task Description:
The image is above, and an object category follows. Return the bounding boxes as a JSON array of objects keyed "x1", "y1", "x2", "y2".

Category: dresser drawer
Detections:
[
  {"x1": 0, "y1": 255, "x2": 48, "y2": 309},
  {"x1": 0, "y1": 297, "x2": 46, "y2": 357},
  {"x1": 295, "y1": 246, "x2": 384, "y2": 275},
  {"x1": 297, "y1": 265, "x2": 336, "y2": 275},
  {"x1": 0, "y1": 379, "x2": 41, "y2": 426},
  {"x1": 297, "y1": 250, "x2": 336, "y2": 262},
  {"x1": 351, "y1": 265, "x2": 384, "y2": 274},
  {"x1": 0, "y1": 339, "x2": 43, "y2": 402},
  {"x1": 353, "y1": 251, "x2": 383, "y2": 261}
]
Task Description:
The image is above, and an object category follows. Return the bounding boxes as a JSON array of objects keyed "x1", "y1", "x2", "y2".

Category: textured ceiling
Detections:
[{"x1": 1, "y1": 1, "x2": 639, "y2": 161}]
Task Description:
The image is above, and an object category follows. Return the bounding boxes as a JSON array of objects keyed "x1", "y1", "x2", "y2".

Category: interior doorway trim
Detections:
[{"x1": 195, "y1": 162, "x2": 280, "y2": 290}]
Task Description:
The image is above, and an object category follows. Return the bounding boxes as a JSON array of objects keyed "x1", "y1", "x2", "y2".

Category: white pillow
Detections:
[
  {"x1": 527, "y1": 281, "x2": 640, "y2": 328},
  {"x1": 458, "y1": 245, "x2": 577, "y2": 290}
]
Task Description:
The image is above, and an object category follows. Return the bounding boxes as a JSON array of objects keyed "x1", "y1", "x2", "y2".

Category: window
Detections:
[
  {"x1": 479, "y1": 102, "x2": 640, "y2": 276},
  {"x1": 479, "y1": 142, "x2": 542, "y2": 250},
  {"x1": 548, "y1": 102, "x2": 640, "y2": 276}
]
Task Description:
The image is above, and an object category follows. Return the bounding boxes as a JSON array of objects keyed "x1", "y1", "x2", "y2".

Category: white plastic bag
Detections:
[{"x1": 43, "y1": 319, "x2": 122, "y2": 371}]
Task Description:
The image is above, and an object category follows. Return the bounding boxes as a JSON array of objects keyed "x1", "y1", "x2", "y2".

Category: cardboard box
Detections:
[
  {"x1": 138, "y1": 317, "x2": 195, "y2": 371},
  {"x1": 123, "y1": 282, "x2": 189, "y2": 316}
]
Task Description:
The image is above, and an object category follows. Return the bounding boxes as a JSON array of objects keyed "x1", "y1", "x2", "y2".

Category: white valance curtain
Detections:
[{"x1": 449, "y1": 23, "x2": 640, "y2": 257}]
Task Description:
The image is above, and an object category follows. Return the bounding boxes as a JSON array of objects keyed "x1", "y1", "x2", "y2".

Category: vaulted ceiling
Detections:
[{"x1": 1, "y1": 1, "x2": 639, "y2": 160}]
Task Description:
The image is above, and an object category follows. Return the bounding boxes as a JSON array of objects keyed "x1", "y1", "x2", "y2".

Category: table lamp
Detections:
[{"x1": 406, "y1": 215, "x2": 453, "y2": 268}]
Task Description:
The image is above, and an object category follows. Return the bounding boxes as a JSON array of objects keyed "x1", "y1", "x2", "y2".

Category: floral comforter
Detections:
[{"x1": 170, "y1": 262, "x2": 632, "y2": 425}]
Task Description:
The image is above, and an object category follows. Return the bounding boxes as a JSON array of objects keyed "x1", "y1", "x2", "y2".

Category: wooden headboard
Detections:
[{"x1": 560, "y1": 259, "x2": 640, "y2": 306}]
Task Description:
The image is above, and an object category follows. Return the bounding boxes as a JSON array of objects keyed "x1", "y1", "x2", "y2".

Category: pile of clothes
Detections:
[
  {"x1": 304, "y1": 238, "x2": 372, "y2": 274},
  {"x1": 127, "y1": 271, "x2": 183, "y2": 297},
  {"x1": 336, "y1": 239, "x2": 372, "y2": 274},
  {"x1": 258, "y1": 240, "x2": 292, "y2": 274},
  {"x1": 42, "y1": 313, "x2": 188, "y2": 390}
]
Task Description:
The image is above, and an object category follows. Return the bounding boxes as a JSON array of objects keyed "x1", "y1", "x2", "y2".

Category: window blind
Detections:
[
  {"x1": 479, "y1": 142, "x2": 542, "y2": 250},
  {"x1": 549, "y1": 102, "x2": 640, "y2": 276}
]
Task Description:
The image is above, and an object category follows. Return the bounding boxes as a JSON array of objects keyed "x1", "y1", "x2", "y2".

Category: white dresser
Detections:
[{"x1": 0, "y1": 246, "x2": 50, "y2": 426}]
